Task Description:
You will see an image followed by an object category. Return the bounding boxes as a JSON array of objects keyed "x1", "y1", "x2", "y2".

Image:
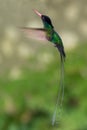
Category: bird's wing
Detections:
[{"x1": 19, "y1": 27, "x2": 47, "y2": 41}]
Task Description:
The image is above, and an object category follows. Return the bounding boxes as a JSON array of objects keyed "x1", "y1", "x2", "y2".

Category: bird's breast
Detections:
[{"x1": 46, "y1": 30, "x2": 53, "y2": 42}]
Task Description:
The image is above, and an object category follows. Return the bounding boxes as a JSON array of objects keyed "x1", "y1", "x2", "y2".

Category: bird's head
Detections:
[{"x1": 34, "y1": 9, "x2": 54, "y2": 29}]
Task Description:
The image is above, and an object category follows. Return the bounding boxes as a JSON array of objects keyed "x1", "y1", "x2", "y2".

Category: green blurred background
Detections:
[{"x1": 0, "y1": 0, "x2": 87, "y2": 130}]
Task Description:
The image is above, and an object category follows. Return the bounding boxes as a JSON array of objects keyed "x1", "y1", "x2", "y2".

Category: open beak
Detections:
[{"x1": 34, "y1": 9, "x2": 42, "y2": 17}]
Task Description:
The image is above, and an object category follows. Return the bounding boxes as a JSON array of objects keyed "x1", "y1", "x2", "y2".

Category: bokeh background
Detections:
[{"x1": 0, "y1": 0, "x2": 87, "y2": 130}]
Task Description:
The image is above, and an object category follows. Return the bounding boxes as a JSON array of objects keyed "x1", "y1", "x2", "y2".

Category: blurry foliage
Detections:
[
  {"x1": 0, "y1": 42, "x2": 87, "y2": 130},
  {"x1": 0, "y1": 0, "x2": 87, "y2": 129}
]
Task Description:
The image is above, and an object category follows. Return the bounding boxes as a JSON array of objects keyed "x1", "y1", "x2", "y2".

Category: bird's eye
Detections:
[
  {"x1": 42, "y1": 15, "x2": 51, "y2": 23},
  {"x1": 41, "y1": 15, "x2": 54, "y2": 28}
]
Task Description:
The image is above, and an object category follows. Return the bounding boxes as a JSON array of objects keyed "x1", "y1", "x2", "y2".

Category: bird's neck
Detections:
[{"x1": 43, "y1": 22, "x2": 53, "y2": 30}]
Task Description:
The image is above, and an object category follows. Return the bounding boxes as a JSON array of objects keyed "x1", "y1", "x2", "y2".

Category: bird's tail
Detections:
[{"x1": 52, "y1": 44, "x2": 65, "y2": 126}]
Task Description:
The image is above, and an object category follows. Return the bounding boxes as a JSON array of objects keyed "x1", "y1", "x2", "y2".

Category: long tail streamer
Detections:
[{"x1": 52, "y1": 54, "x2": 65, "y2": 126}]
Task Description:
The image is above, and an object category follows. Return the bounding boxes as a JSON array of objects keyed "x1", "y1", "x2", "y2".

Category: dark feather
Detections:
[{"x1": 55, "y1": 44, "x2": 66, "y2": 61}]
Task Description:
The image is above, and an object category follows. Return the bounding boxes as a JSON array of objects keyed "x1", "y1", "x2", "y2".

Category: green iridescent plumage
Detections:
[
  {"x1": 41, "y1": 15, "x2": 65, "y2": 61},
  {"x1": 19, "y1": 9, "x2": 66, "y2": 126}
]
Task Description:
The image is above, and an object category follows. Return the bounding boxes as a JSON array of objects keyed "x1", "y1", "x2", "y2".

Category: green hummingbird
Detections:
[{"x1": 19, "y1": 9, "x2": 66, "y2": 126}]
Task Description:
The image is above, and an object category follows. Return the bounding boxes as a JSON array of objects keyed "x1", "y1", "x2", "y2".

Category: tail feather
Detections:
[{"x1": 52, "y1": 44, "x2": 65, "y2": 126}]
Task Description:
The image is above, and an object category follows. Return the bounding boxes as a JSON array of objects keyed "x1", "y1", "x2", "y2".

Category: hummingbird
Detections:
[{"x1": 19, "y1": 9, "x2": 66, "y2": 126}]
